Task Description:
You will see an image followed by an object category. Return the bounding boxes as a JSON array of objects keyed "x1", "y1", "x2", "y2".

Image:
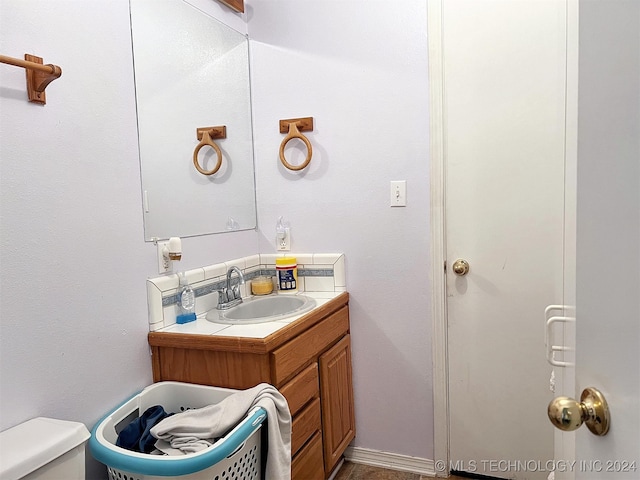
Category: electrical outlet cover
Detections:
[{"x1": 277, "y1": 228, "x2": 291, "y2": 251}]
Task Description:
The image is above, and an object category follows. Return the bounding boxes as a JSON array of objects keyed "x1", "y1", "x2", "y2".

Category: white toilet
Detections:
[{"x1": 0, "y1": 417, "x2": 90, "y2": 480}]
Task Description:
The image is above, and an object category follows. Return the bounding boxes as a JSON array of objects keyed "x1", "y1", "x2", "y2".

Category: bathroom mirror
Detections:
[{"x1": 130, "y1": 0, "x2": 256, "y2": 241}]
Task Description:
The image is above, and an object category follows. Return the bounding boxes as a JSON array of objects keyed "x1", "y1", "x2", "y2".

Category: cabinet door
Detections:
[{"x1": 319, "y1": 335, "x2": 355, "y2": 474}]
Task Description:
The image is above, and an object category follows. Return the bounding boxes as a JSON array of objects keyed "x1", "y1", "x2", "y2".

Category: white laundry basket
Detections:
[{"x1": 89, "y1": 382, "x2": 266, "y2": 480}]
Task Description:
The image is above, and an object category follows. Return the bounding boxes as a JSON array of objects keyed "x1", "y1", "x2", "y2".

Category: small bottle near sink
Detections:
[
  {"x1": 177, "y1": 272, "x2": 196, "y2": 324},
  {"x1": 276, "y1": 257, "x2": 298, "y2": 294}
]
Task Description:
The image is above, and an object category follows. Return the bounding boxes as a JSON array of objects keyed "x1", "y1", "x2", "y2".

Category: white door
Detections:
[
  {"x1": 550, "y1": 1, "x2": 640, "y2": 479},
  {"x1": 442, "y1": 1, "x2": 569, "y2": 478}
]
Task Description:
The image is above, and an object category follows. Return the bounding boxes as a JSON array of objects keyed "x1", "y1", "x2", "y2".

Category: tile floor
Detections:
[{"x1": 334, "y1": 461, "x2": 469, "y2": 480}]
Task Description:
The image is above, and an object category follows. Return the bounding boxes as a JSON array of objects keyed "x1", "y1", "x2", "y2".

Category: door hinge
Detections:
[{"x1": 443, "y1": 260, "x2": 447, "y2": 272}]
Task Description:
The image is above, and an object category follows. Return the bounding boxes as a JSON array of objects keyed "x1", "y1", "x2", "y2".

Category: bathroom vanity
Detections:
[{"x1": 147, "y1": 292, "x2": 355, "y2": 480}]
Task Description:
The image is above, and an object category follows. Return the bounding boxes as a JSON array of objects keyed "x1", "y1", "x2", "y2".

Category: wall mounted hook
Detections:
[{"x1": 279, "y1": 117, "x2": 314, "y2": 171}]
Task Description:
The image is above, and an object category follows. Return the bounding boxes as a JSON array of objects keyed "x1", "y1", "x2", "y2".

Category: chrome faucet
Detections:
[{"x1": 217, "y1": 266, "x2": 245, "y2": 310}]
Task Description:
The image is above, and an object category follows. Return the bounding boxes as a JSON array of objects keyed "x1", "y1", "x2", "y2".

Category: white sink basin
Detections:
[{"x1": 206, "y1": 294, "x2": 316, "y2": 324}]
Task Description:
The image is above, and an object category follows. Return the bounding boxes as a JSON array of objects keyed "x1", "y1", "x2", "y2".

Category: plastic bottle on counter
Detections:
[
  {"x1": 177, "y1": 272, "x2": 196, "y2": 324},
  {"x1": 276, "y1": 257, "x2": 298, "y2": 294}
]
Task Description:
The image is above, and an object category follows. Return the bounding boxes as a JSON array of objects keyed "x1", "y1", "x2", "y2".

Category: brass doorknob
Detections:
[
  {"x1": 452, "y1": 259, "x2": 470, "y2": 276},
  {"x1": 547, "y1": 387, "x2": 610, "y2": 436}
]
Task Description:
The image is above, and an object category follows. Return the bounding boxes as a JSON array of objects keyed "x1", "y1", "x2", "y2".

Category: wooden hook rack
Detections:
[{"x1": 0, "y1": 54, "x2": 62, "y2": 105}]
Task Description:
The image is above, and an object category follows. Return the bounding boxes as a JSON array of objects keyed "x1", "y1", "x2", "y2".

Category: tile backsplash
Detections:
[{"x1": 146, "y1": 253, "x2": 345, "y2": 331}]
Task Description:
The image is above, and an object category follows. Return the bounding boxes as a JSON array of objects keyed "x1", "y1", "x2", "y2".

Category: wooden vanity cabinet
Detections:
[{"x1": 148, "y1": 292, "x2": 355, "y2": 480}]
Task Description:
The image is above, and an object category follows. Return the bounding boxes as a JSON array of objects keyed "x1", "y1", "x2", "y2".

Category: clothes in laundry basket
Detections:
[
  {"x1": 116, "y1": 405, "x2": 173, "y2": 453},
  {"x1": 151, "y1": 383, "x2": 292, "y2": 480}
]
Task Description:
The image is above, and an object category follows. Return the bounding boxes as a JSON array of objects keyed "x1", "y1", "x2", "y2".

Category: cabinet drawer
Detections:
[
  {"x1": 271, "y1": 306, "x2": 349, "y2": 385},
  {"x1": 291, "y1": 397, "x2": 321, "y2": 456},
  {"x1": 280, "y1": 362, "x2": 319, "y2": 416},
  {"x1": 292, "y1": 431, "x2": 324, "y2": 480}
]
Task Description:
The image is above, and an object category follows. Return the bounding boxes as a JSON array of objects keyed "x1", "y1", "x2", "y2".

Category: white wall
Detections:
[
  {"x1": 576, "y1": 0, "x2": 639, "y2": 476},
  {"x1": 248, "y1": 0, "x2": 433, "y2": 459},
  {"x1": 0, "y1": 0, "x2": 434, "y2": 477},
  {"x1": 0, "y1": 1, "x2": 257, "y2": 477}
]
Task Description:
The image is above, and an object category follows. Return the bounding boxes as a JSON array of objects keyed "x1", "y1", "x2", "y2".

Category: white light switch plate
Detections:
[{"x1": 390, "y1": 180, "x2": 407, "y2": 207}]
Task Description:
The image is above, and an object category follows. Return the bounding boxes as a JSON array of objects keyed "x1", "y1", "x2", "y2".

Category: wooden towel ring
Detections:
[
  {"x1": 193, "y1": 128, "x2": 225, "y2": 176},
  {"x1": 279, "y1": 122, "x2": 313, "y2": 171}
]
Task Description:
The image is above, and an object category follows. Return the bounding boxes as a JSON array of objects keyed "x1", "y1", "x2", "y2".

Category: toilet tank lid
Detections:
[{"x1": 0, "y1": 417, "x2": 90, "y2": 480}]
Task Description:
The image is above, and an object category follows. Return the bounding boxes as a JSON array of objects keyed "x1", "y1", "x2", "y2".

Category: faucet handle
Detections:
[
  {"x1": 218, "y1": 288, "x2": 228, "y2": 304},
  {"x1": 232, "y1": 284, "x2": 241, "y2": 299}
]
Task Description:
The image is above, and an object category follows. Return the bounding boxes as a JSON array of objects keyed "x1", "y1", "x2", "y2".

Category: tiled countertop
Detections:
[{"x1": 158, "y1": 291, "x2": 342, "y2": 339}]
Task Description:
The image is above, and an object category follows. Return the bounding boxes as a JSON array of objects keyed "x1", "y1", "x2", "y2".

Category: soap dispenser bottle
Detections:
[{"x1": 177, "y1": 272, "x2": 196, "y2": 324}]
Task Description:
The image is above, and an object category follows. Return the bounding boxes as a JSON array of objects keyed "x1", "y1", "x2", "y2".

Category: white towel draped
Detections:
[{"x1": 150, "y1": 383, "x2": 292, "y2": 480}]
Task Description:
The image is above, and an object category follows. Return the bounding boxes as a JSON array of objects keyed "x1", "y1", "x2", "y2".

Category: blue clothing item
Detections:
[{"x1": 116, "y1": 405, "x2": 173, "y2": 453}]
